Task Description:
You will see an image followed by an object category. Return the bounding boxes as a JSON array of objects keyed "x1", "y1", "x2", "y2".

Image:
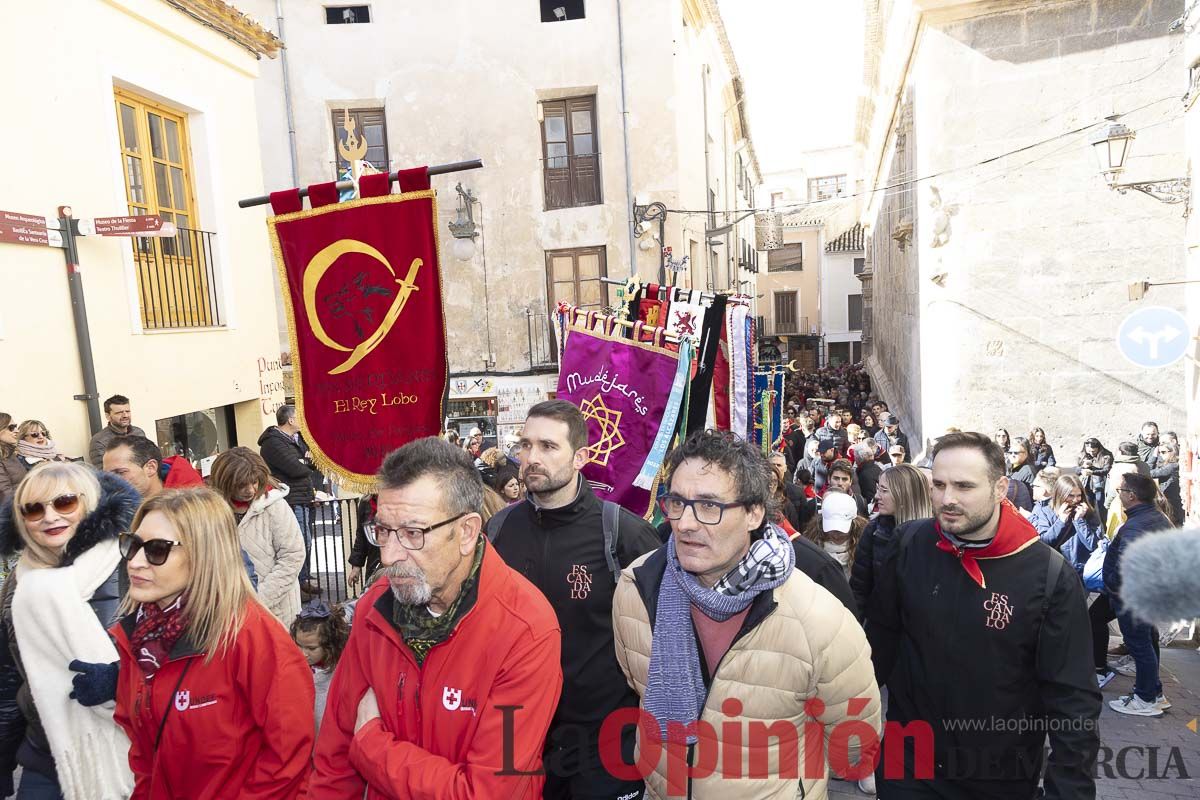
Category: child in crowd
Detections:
[{"x1": 291, "y1": 598, "x2": 351, "y2": 734}]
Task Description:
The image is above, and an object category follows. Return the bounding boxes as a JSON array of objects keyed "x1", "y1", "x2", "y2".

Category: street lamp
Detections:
[
  {"x1": 1091, "y1": 116, "x2": 1190, "y2": 214},
  {"x1": 448, "y1": 182, "x2": 478, "y2": 261}
]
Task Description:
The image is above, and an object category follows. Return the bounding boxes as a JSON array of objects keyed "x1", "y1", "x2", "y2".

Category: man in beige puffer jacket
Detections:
[{"x1": 613, "y1": 431, "x2": 880, "y2": 799}]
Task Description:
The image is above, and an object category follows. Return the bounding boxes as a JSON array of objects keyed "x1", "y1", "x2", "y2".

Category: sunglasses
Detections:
[
  {"x1": 23, "y1": 431, "x2": 47, "y2": 440},
  {"x1": 5, "y1": 424, "x2": 16, "y2": 433},
  {"x1": 118, "y1": 533, "x2": 183, "y2": 566},
  {"x1": 20, "y1": 494, "x2": 80, "y2": 521}
]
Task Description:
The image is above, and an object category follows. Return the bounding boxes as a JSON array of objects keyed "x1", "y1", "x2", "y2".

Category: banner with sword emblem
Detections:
[{"x1": 267, "y1": 167, "x2": 448, "y2": 489}]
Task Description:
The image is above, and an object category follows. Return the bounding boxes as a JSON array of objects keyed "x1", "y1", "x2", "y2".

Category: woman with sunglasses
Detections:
[
  {"x1": 0, "y1": 413, "x2": 26, "y2": 509},
  {"x1": 209, "y1": 448, "x2": 305, "y2": 623},
  {"x1": 1149, "y1": 443, "x2": 1183, "y2": 525},
  {"x1": 111, "y1": 488, "x2": 314, "y2": 798},
  {"x1": 0, "y1": 461, "x2": 140, "y2": 799},
  {"x1": 15, "y1": 421, "x2": 67, "y2": 470}
]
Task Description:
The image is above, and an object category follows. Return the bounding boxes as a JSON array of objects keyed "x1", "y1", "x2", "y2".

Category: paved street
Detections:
[{"x1": 828, "y1": 646, "x2": 1200, "y2": 798}]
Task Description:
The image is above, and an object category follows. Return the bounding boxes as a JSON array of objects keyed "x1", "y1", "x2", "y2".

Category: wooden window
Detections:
[
  {"x1": 773, "y1": 291, "x2": 797, "y2": 334},
  {"x1": 808, "y1": 174, "x2": 847, "y2": 201},
  {"x1": 541, "y1": 0, "x2": 585, "y2": 21},
  {"x1": 114, "y1": 89, "x2": 219, "y2": 329},
  {"x1": 768, "y1": 242, "x2": 803, "y2": 272},
  {"x1": 848, "y1": 294, "x2": 863, "y2": 330},
  {"x1": 325, "y1": 6, "x2": 370, "y2": 24},
  {"x1": 541, "y1": 96, "x2": 600, "y2": 209},
  {"x1": 545, "y1": 246, "x2": 607, "y2": 312},
  {"x1": 332, "y1": 108, "x2": 389, "y2": 176}
]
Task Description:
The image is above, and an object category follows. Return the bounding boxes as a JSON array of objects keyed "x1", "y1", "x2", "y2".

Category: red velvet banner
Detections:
[{"x1": 267, "y1": 168, "x2": 448, "y2": 488}]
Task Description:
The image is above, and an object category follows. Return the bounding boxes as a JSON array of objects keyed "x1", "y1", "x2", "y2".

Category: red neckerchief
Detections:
[
  {"x1": 934, "y1": 500, "x2": 1038, "y2": 589},
  {"x1": 130, "y1": 595, "x2": 188, "y2": 679}
]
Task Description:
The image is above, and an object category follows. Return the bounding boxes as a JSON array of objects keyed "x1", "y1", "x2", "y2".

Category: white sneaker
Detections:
[
  {"x1": 1108, "y1": 656, "x2": 1137, "y2": 677},
  {"x1": 857, "y1": 774, "x2": 876, "y2": 794},
  {"x1": 1109, "y1": 694, "x2": 1164, "y2": 717},
  {"x1": 1157, "y1": 694, "x2": 1171, "y2": 710},
  {"x1": 1095, "y1": 670, "x2": 1117, "y2": 689}
]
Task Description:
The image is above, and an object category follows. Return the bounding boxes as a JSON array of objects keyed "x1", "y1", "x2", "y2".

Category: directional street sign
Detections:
[
  {"x1": 1117, "y1": 306, "x2": 1191, "y2": 368},
  {"x1": 0, "y1": 210, "x2": 62, "y2": 248},
  {"x1": 77, "y1": 215, "x2": 176, "y2": 237}
]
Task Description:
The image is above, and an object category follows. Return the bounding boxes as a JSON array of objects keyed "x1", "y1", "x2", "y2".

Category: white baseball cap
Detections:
[{"x1": 821, "y1": 492, "x2": 858, "y2": 533}]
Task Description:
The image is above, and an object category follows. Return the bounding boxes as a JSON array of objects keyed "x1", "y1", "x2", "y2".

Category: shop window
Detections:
[
  {"x1": 154, "y1": 407, "x2": 237, "y2": 471},
  {"x1": 828, "y1": 342, "x2": 851, "y2": 366}
]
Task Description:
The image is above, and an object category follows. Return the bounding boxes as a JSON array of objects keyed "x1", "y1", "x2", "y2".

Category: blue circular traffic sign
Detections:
[{"x1": 1117, "y1": 306, "x2": 1190, "y2": 368}]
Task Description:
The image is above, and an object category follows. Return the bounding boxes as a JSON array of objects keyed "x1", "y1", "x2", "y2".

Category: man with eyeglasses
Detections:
[
  {"x1": 309, "y1": 436, "x2": 563, "y2": 797},
  {"x1": 1103, "y1": 473, "x2": 1173, "y2": 717},
  {"x1": 87, "y1": 394, "x2": 145, "y2": 467},
  {"x1": 612, "y1": 430, "x2": 879, "y2": 799},
  {"x1": 488, "y1": 400, "x2": 660, "y2": 800}
]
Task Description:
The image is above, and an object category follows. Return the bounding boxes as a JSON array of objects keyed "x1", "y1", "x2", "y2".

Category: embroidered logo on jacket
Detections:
[
  {"x1": 983, "y1": 592, "x2": 1014, "y2": 630},
  {"x1": 174, "y1": 690, "x2": 217, "y2": 712},
  {"x1": 568, "y1": 564, "x2": 593, "y2": 599},
  {"x1": 442, "y1": 686, "x2": 477, "y2": 714}
]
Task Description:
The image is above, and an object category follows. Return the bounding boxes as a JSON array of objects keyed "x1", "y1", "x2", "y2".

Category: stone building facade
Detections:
[
  {"x1": 857, "y1": 0, "x2": 1186, "y2": 459},
  {"x1": 243, "y1": 0, "x2": 765, "y2": 395}
]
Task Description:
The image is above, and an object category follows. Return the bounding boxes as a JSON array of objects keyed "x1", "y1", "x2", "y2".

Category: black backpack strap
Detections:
[
  {"x1": 601, "y1": 501, "x2": 622, "y2": 583},
  {"x1": 485, "y1": 501, "x2": 521, "y2": 543},
  {"x1": 1041, "y1": 551, "x2": 1065, "y2": 620}
]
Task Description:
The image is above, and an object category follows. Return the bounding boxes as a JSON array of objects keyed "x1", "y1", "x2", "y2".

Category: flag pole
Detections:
[{"x1": 237, "y1": 159, "x2": 484, "y2": 208}]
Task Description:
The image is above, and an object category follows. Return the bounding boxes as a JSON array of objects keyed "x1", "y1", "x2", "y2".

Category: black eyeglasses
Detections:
[
  {"x1": 658, "y1": 494, "x2": 746, "y2": 525},
  {"x1": 20, "y1": 494, "x2": 80, "y2": 521},
  {"x1": 364, "y1": 511, "x2": 469, "y2": 550},
  {"x1": 118, "y1": 533, "x2": 184, "y2": 566}
]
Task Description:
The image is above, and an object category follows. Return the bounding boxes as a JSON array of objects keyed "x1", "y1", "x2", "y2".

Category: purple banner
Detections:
[{"x1": 557, "y1": 324, "x2": 683, "y2": 518}]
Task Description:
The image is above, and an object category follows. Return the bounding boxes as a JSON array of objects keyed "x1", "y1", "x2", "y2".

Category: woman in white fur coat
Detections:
[
  {"x1": 209, "y1": 448, "x2": 305, "y2": 623},
  {"x1": 0, "y1": 461, "x2": 139, "y2": 800}
]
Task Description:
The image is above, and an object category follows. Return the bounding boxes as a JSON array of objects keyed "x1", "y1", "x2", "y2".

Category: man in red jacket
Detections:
[{"x1": 309, "y1": 436, "x2": 563, "y2": 798}]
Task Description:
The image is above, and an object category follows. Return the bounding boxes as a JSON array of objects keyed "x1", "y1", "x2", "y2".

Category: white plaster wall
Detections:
[{"x1": 822, "y1": 251, "x2": 864, "y2": 344}]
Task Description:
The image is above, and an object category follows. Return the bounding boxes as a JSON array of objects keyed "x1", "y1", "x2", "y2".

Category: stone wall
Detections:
[{"x1": 865, "y1": 0, "x2": 1187, "y2": 459}]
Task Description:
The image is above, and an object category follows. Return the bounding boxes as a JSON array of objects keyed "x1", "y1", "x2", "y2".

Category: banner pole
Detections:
[{"x1": 238, "y1": 158, "x2": 484, "y2": 208}]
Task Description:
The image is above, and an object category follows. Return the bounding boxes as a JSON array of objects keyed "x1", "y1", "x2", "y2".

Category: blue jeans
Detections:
[
  {"x1": 1117, "y1": 611, "x2": 1161, "y2": 702},
  {"x1": 292, "y1": 504, "x2": 312, "y2": 582},
  {"x1": 17, "y1": 769, "x2": 63, "y2": 800}
]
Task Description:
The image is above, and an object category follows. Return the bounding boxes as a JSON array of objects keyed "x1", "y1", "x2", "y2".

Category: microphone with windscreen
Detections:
[{"x1": 1120, "y1": 528, "x2": 1200, "y2": 624}]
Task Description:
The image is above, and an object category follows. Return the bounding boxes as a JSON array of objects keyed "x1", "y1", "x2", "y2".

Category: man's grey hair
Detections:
[
  {"x1": 853, "y1": 442, "x2": 876, "y2": 462},
  {"x1": 276, "y1": 404, "x2": 297, "y2": 427},
  {"x1": 378, "y1": 436, "x2": 483, "y2": 516}
]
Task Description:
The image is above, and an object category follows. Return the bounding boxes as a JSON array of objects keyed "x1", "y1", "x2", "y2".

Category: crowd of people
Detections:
[{"x1": 0, "y1": 363, "x2": 1189, "y2": 799}]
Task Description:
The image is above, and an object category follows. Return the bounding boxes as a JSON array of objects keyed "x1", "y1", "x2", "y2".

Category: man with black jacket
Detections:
[
  {"x1": 867, "y1": 432, "x2": 1099, "y2": 799},
  {"x1": 488, "y1": 400, "x2": 660, "y2": 800},
  {"x1": 258, "y1": 405, "x2": 323, "y2": 594}
]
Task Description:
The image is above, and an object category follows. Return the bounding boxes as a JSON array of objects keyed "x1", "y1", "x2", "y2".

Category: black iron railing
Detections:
[
  {"x1": 527, "y1": 310, "x2": 559, "y2": 371},
  {"x1": 131, "y1": 226, "x2": 222, "y2": 330},
  {"x1": 302, "y1": 498, "x2": 366, "y2": 605}
]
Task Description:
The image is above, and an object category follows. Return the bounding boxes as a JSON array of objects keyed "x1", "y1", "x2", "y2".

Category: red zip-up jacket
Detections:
[
  {"x1": 111, "y1": 600, "x2": 315, "y2": 799},
  {"x1": 307, "y1": 542, "x2": 562, "y2": 799}
]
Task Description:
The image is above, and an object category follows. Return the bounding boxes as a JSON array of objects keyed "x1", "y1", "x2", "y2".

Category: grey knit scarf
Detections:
[{"x1": 644, "y1": 523, "x2": 795, "y2": 744}]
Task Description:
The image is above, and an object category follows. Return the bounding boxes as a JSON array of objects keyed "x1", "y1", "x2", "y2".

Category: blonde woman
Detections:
[
  {"x1": 209, "y1": 448, "x2": 305, "y2": 623},
  {"x1": 850, "y1": 463, "x2": 933, "y2": 616},
  {"x1": 15, "y1": 420, "x2": 67, "y2": 470},
  {"x1": 111, "y1": 488, "x2": 313, "y2": 797},
  {"x1": 0, "y1": 462, "x2": 139, "y2": 799}
]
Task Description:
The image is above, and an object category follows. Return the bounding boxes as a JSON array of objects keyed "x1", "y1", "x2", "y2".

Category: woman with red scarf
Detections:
[{"x1": 111, "y1": 488, "x2": 314, "y2": 799}]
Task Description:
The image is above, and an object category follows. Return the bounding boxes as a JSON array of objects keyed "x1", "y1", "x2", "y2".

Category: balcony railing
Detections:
[
  {"x1": 760, "y1": 316, "x2": 811, "y2": 337},
  {"x1": 131, "y1": 227, "x2": 222, "y2": 330},
  {"x1": 526, "y1": 310, "x2": 560, "y2": 371}
]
